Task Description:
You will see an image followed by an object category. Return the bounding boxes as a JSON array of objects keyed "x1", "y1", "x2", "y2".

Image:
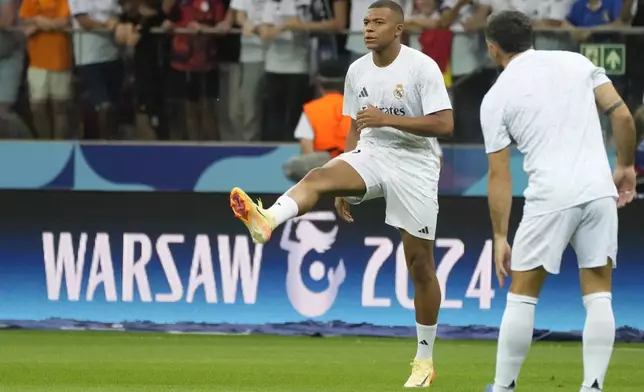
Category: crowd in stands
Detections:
[{"x1": 0, "y1": 0, "x2": 643, "y2": 148}]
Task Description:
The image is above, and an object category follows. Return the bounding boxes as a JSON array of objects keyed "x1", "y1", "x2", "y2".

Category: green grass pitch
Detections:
[{"x1": 0, "y1": 330, "x2": 641, "y2": 391}]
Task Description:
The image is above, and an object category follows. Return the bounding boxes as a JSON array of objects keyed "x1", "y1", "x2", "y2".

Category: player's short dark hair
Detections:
[
  {"x1": 368, "y1": 0, "x2": 405, "y2": 22},
  {"x1": 485, "y1": 10, "x2": 533, "y2": 54}
]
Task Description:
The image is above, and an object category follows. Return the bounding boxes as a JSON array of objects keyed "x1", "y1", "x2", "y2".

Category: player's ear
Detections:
[{"x1": 395, "y1": 22, "x2": 403, "y2": 38}]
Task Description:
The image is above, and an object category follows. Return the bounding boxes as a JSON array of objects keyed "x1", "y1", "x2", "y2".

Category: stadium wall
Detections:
[
  {"x1": 0, "y1": 142, "x2": 640, "y2": 341},
  {"x1": 0, "y1": 191, "x2": 642, "y2": 341}
]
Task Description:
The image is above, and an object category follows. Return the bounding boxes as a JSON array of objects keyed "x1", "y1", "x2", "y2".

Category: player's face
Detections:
[{"x1": 363, "y1": 8, "x2": 403, "y2": 51}]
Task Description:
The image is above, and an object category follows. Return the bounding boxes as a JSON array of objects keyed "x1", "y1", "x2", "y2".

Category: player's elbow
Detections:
[
  {"x1": 431, "y1": 112, "x2": 453, "y2": 137},
  {"x1": 610, "y1": 105, "x2": 634, "y2": 125}
]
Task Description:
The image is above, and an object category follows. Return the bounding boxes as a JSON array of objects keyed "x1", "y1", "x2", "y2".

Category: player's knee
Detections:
[
  {"x1": 406, "y1": 248, "x2": 436, "y2": 286},
  {"x1": 300, "y1": 167, "x2": 333, "y2": 193}
]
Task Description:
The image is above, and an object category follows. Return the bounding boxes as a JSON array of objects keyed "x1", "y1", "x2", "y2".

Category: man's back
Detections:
[{"x1": 481, "y1": 49, "x2": 617, "y2": 217}]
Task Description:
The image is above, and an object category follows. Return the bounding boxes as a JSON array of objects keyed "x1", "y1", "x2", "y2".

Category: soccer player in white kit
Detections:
[
  {"x1": 229, "y1": 0, "x2": 453, "y2": 387},
  {"x1": 479, "y1": 11, "x2": 638, "y2": 392}
]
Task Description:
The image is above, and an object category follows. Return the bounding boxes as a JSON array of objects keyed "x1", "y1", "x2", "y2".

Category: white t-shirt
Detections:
[
  {"x1": 262, "y1": 0, "x2": 310, "y2": 73},
  {"x1": 68, "y1": 0, "x2": 121, "y2": 66},
  {"x1": 345, "y1": 0, "x2": 412, "y2": 55},
  {"x1": 343, "y1": 44, "x2": 451, "y2": 162},
  {"x1": 231, "y1": 0, "x2": 267, "y2": 63},
  {"x1": 480, "y1": 49, "x2": 618, "y2": 217},
  {"x1": 294, "y1": 112, "x2": 314, "y2": 140},
  {"x1": 480, "y1": 0, "x2": 572, "y2": 20}
]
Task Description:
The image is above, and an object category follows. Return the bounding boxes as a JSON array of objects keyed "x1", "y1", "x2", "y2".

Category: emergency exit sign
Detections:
[{"x1": 580, "y1": 44, "x2": 626, "y2": 75}]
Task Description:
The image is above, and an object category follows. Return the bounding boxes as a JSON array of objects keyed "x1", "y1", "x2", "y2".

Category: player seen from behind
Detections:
[
  {"x1": 229, "y1": 0, "x2": 453, "y2": 387},
  {"x1": 480, "y1": 10, "x2": 638, "y2": 392}
]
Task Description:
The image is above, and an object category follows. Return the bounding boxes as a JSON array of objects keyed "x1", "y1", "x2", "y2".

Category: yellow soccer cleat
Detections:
[
  {"x1": 404, "y1": 359, "x2": 435, "y2": 388},
  {"x1": 229, "y1": 187, "x2": 275, "y2": 244}
]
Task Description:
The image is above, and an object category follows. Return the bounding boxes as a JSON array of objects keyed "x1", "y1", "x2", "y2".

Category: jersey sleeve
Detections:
[
  {"x1": 342, "y1": 67, "x2": 359, "y2": 119},
  {"x1": 480, "y1": 92, "x2": 511, "y2": 154},
  {"x1": 418, "y1": 57, "x2": 452, "y2": 116}
]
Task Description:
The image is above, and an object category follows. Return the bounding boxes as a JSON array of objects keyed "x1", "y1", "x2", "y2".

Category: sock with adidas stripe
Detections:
[{"x1": 415, "y1": 323, "x2": 437, "y2": 360}]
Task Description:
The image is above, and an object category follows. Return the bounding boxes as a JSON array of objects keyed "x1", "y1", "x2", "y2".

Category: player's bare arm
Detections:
[
  {"x1": 356, "y1": 105, "x2": 453, "y2": 137},
  {"x1": 594, "y1": 82, "x2": 637, "y2": 207},
  {"x1": 487, "y1": 147, "x2": 512, "y2": 287}
]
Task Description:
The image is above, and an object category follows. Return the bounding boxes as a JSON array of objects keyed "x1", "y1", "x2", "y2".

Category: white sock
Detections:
[
  {"x1": 415, "y1": 323, "x2": 437, "y2": 360},
  {"x1": 266, "y1": 195, "x2": 299, "y2": 228},
  {"x1": 493, "y1": 293, "x2": 538, "y2": 392},
  {"x1": 580, "y1": 292, "x2": 615, "y2": 392}
]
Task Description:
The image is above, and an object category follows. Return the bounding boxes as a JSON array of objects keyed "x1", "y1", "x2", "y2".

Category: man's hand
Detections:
[
  {"x1": 494, "y1": 237, "x2": 511, "y2": 288},
  {"x1": 356, "y1": 105, "x2": 386, "y2": 132},
  {"x1": 613, "y1": 164, "x2": 637, "y2": 208},
  {"x1": 242, "y1": 21, "x2": 255, "y2": 37},
  {"x1": 214, "y1": 19, "x2": 232, "y2": 33},
  {"x1": 260, "y1": 25, "x2": 281, "y2": 42},
  {"x1": 334, "y1": 197, "x2": 354, "y2": 223},
  {"x1": 283, "y1": 17, "x2": 304, "y2": 31}
]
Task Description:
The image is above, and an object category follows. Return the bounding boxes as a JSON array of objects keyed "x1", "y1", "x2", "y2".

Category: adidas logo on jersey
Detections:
[{"x1": 358, "y1": 87, "x2": 369, "y2": 98}]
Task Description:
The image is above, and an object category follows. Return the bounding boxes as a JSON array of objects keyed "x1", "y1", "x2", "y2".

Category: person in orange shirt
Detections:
[
  {"x1": 283, "y1": 61, "x2": 351, "y2": 182},
  {"x1": 20, "y1": 0, "x2": 72, "y2": 139}
]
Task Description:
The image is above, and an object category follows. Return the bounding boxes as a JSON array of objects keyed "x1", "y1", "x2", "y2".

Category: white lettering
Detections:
[
  {"x1": 86, "y1": 233, "x2": 117, "y2": 302},
  {"x1": 466, "y1": 240, "x2": 495, "y2": 309},
  {"x1": 395, "y1": 244, "x2": 414, "y2": 309},
  {"x1": 186, "y1": 235, "x2": 218, "y2": 303},
  {"x1": 435, "y1": 238, "x2": 464, "y2": 309},
  {"x1": 155, "y1": 234, "x2": 184, "y2": 303},
  {"x1": 362, "y1": 237, "x2": 393, "y2": 307},
  {"x1": 42, "y1": 232, "x2": 87, "y2": 301},
  {"x1": 122, "y1": 233, "x2": 153, "y2": 302},
  {"x1": 217, "y1": 235, "x2": 263, "y2": 304}
]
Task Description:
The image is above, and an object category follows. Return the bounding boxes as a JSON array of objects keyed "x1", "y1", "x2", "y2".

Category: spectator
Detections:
[
  {"x1": 115, "y1": 0, "x2": 168, "y2": 140},
  {"x1": 635, "y1": 105, "x2": 644, "y2": 195},
  {"x1": 283, "y1": 61, "x2": 349, "y2": 182},
  {"x1": 224, "y1": 0, "x2": 266, "y2": 142},
  {"x1": 621, "y1": 0, "x2": 644, "y2": 111},
  {"x1": 0, "y1": 0, "x2": 25, "y2": 136},
  {"x1": 20, "y1": 0, "x2": 72, "y2": 139},
  {"x1": 69, "y1": 0, "x2": 123, "y2": 139},
  {"x1": 567, "y1": 0, "x2": 622, "y2": 42},
  {"x1": 439, "y1": 0, "x2": 488, "y2": 80},
  {"x1": 165, "y1": 0, "x2": 226, "y2": 141},
  {"x1": 406, "y1": 0, "x2": 451, "y2": 87},
  {"x1": 345, "y1": 0, "x2": 411, "y2": 62},
  {"x1": 259, "y1": 0, "x2": 311, "y2": 142}
]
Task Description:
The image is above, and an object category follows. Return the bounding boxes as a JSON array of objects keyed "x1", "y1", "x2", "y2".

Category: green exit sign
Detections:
[{"x1": 580, "y1": 44, "x2": 626, "y2": 75}]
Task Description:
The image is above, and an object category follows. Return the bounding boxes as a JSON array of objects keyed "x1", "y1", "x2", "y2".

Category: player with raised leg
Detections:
[
  {"x1": 230, "y1": 0, "x2": 453, "y2": 387},
  {"x1": 480, "y1": 11, "x2": 638, "y2": 392}
]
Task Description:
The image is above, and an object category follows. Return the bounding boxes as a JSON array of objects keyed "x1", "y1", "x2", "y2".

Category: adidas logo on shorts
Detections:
[{"x1": 418, "y1": 227, "x2": 429, "y2": 235}]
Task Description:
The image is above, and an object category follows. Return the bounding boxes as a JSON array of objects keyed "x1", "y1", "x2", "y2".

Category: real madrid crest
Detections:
[{"x1": 393, "y1": 84, "x2": 404, "y2": 99}]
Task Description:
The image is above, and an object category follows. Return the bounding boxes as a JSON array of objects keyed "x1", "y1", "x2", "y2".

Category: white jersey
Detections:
[
  {"x1": 480, "y1": 49, "x2": 618, "y2": 217},
  {"x1": 342, "y1": 45, "x2": 452, "y2": 160}
]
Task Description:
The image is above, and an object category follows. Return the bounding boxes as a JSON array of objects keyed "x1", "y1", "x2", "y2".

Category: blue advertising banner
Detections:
[
  {"x1": 0, "y1": 191, "x2": 641, "y2": 335},
  {"x1": 0, "y1": 141, "x2": 619, "y2": 196}
]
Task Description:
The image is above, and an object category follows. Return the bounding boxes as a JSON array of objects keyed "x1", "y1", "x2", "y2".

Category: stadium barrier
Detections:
[{"x1": 0, "y1": 190, "x2": 642, "y2": 341}]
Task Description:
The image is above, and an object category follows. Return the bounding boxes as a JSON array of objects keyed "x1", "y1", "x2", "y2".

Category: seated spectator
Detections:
[
  {"x1": 69, "y1": 0, "x2": 123, "y2": 139},
  {"x1": 20, "y1": 0, "x2": 72, "y2": 139},
  {"x1": 0, "y1": 0, "x2": 25, "y2": 136},
  {"x1": 260, "y1": 0, "x2": 311, "y2": 142},
  {"x1": 165, "y1": 0, "x2": 226, "y2": 141},
  {"x1": 283, "y1": 61, "x2": 350, "y2": 182},
  {"x1": 115, "y1": 0, "x2": 168, "y2": 140},
  {"x1": 566, "y1": 0, "x2": 622, "y2": 43}
]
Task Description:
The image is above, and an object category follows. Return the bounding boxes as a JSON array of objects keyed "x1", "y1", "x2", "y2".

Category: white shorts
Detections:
[
  {"x1": 28, "y1": 67, "x2": 72, "y2": 102},
  {"x1": 335, "y1": 145, "x2": 439, "y2": 240},
  {"x1": 512, "y1": 197, "x2": 618, "y2": 274}
]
